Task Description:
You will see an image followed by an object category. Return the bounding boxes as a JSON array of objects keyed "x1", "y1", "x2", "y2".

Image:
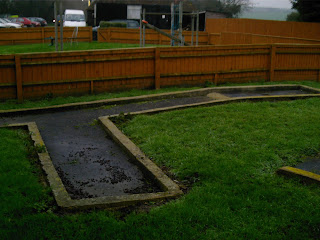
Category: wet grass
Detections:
[
  {"x1": 0, "y1": 42, "x2": 148, "y2": 55},
  {"x1": 121, "y1": 98, "x2": 320, "y2": 239},
  {"x1": 0, "y1": 128, "x2": 55, "y2": 233},
  {"x1": 1, "y1": 98, "x2": 320, "y2": 239}
]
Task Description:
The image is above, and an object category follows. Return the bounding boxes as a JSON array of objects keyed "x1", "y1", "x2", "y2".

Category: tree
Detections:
[
  {"x1": 286, "y1": 11, "x2": 301, "y2": 22},
  {"x1": 0, "y1": 0, "x2": 15, "y2": 14},
  {"x1": 190, "y1": 0, "x2": 252, "y2": 18},
  {"x1": 290, "y1": 0, "x2": 320, "y2": 22},
  {"x1": 5, "y1": 0, "x2": 54, "y2": 21},
  {"x1": 219, "y1": 0, "x2": 252, "y2": 18}
]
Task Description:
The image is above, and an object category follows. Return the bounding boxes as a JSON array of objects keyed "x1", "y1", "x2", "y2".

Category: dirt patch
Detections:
[{"x1": 207, "y1": 92, "x2": 230, "y2": 100}]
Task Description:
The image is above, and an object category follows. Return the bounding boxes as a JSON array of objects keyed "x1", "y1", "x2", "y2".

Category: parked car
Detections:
[
  {"x1": 63, "y1": 9, "x2": 86, "y2": 27},
  {"x1": 0, "y1": 18, "x2": 21, "y2": 28},
  {"x1": 10, "y1": 17, "x2": 33, "y2": 27},
  {"x1": 53, "y1": 15, "x2": 64, "y2": 26},
  {"x1": 0, "y1": 18, "x2": 23, "y2": 28},
  {"x1": 28, "y1": 17, "x2": 47, "y2": 27},
  {"x1": 0, "y1": 22, "x2": 6, "y2": 28},
  {"x1": 27, "y1": 18, "x2": 41, "y2": 27}
]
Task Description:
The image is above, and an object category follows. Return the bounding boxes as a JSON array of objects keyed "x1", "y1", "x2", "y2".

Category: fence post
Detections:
[
  {"x1": 15, "y1": 55, "x2": 23, "y2": 102},
  {"x1": 41, "y1": 28, "x2": 45, "y2": 43},
  {"x1": 154, "y1": 48, "x2": 161, "y2": 89},
  {"x1": 269, "y1": 45, "x2": 276, "y2": 82},
  {"x1": 89, "y1": 27, "x2": 93, "y2": 42}
]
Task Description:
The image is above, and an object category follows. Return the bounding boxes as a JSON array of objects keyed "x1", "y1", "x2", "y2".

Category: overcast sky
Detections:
[{"x1": 251, "y1": 0, "x2": 292, "y2": 9}]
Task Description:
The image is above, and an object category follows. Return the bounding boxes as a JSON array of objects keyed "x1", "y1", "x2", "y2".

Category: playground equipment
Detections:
[
  {"x1": 139, "y1": 1, "x2": 200, "y2": 47},
  {"x1": 54, "y1": 0, "x2": 63, "y2": 51},
  {"x1": 141, "y1": 20, "x2": 190, "y2": 46}
]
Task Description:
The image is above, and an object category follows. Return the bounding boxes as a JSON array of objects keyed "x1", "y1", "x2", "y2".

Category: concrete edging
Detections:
[
  {"x1": 3, "y1": 122, "x2": 183, "y2": 209},
  {"x1": 99, "y1": 116, "x2": 182, "y2": 193},
  {"x1": 277, "y1": 167, "x2": 320, "y2": 185},
  {"x1": 1, "y1": 84, "x2": 320, "y2": 117},
  {"x1": 106, "y1": 94, "x2": 320, "y2": 119},
  {"x1": 5, "y1": 122, "x2": 72, "y2": 207},
  {"x1": 3, "y1": 84, "x2": 320, "y2": 208},
  {"x1": 99, "y1": 85, "x2": 320, "y2": 186}
]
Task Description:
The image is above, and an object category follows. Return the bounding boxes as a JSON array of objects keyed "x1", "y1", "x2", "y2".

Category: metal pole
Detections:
[
  {"x1": 142, "y1": 8, "x2": 146, "y2": 47},
  {"x1": 170, "y1": 2, "x2": 174, "y2": 46},
  {"x1": 59, "y1": 0, "x2": 63, "y2": 51},
  {"x1": 54, "y1": 0, "x2": 58, "y2": 51},
  {"x1": 139, "y1": 11, "x2": 142, "y2": 47},
  {"x1": 179, "y1": 1, "x2": 183, "y2": 46},
  {"x1": 94, "y1": 3, "x2": 97, "y2": 27},
  {"x1": 196, "y1": 11, "x2": 199, "y2": 46},
  {"x1": 191, "y1": 13, "x2": 194, "y2": 46}
]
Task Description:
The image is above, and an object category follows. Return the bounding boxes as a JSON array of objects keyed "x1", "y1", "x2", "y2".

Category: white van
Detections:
[{"x1": 63, "y1": 9, "x2": 86, "y2": 27}]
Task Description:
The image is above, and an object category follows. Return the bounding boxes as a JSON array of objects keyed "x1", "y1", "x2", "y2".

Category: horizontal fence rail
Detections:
[
  {"x1": 0, "y1": 44, "x2": 320, "y2": 101},
  {"x1": 0, "y1": 27, "x2": 92, "y2": 45}
]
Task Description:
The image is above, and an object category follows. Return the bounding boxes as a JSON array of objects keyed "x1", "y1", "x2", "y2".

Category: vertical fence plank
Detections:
[
  {"x1": 90, "y1": 80, "x2": 94, "y2": 94},
  {"x1": 154, "y1": 48, "x2": 161, "y2": 89},
  {"x1": 214, "y1": 73, "x2": 219, "y2": 85},
  {"x1": 107, "y1": 29, "x2": 111, "y2": 42},
  {"x1": 269, "y1": 45, "x2": 276, "y2": 82},
  {"x1": 15, "y1": 55, "x2": 23, "y2": 102}
]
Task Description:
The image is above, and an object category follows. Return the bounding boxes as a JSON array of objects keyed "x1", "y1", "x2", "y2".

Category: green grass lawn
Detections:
[
  {"x1": 121, "y1": 98, "x2": 320, "y2": 239},
  {"x1": 1, "y1": 98, "x2": 320, "y2": 239},
  {"x1": 0, "y1": 42, "x2": 148, "y2": 55}
]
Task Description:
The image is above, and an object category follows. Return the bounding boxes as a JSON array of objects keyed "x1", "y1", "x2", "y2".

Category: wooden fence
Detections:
[
  {"x1": 98, "y1": 28, "x2": 209, "y2": 45},
  {"x1": 209, "y1": 32, "x2": 320, "y2": 45},
  {"x1": 1, "y1": 44, "x2": 320, "y2": 101},
  {"x1": 206, "y1": 18, "x2": 320, "y2": 40},
  {"x1": 2, "y1": 24, "x2": 320, "y2": 47},
  {"x1": 0, "y1": 27, "x2": 92, "y2": 45},
  {"x1": 98, "y1": 27, "x2": 320, "y2": 46}
]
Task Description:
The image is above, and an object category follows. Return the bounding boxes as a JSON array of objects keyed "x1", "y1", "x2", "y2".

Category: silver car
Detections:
[{"x1": 0, "y1": 18, "x2": 22, "y2": 28}]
